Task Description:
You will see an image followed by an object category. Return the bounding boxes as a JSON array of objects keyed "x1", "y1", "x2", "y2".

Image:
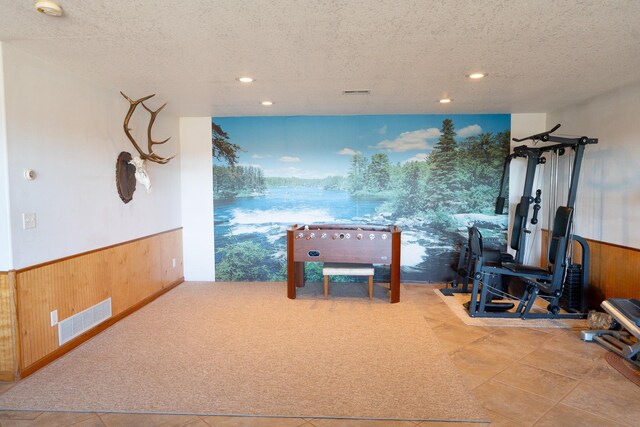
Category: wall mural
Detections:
[{"x1": 212, "y1": 114, "x2": 511, "y2": 283}]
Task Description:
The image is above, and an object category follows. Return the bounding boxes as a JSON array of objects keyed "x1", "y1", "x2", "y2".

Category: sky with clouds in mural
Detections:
[{"x1": 213, "y1": 114, "x2": 510, "y2": 178}]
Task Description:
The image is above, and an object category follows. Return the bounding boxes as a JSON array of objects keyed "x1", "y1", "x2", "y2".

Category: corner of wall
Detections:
[
  {"x1": 0, "y1": 42, "x2": 14, "y2": 270},
  {"x1": 547, "y1": 81, "x2": 640, "y2": 248},
  {"x1": 179, "y1": 117, "x2": 215, "y2": 281}
]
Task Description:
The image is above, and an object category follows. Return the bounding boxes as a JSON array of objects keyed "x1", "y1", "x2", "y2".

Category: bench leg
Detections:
[
  {"x1": 368, "y1": 276, "x2": 373, "y2": 299},
  {"x1": 324, "y1": 275, "x2": 329, "y2": 299}
]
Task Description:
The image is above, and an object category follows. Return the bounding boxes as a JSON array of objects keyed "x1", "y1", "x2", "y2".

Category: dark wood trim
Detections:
[
  {"x1": 582, "y1": 236, "x2": 640, "y2": 252},
  {"x1": 287, "y1": 228, "x2": 295, "y2": 299},
  {"x1": 10, "y1": 271, "x2": 19, "y2": 382},
  {"x1": 16, "y1": 228, "x2": 183, "y2": 273},
  {"x1": 18, "y1": 277, "x2": 184, "y2": 379},
  {"x1": 390, "y1": 228, "x2": 401, "y2": 303}
]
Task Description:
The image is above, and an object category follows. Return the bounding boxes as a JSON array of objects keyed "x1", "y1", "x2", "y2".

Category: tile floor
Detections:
[{"x1": 1, "y1": 285, "x2": 637, "y2": 426}]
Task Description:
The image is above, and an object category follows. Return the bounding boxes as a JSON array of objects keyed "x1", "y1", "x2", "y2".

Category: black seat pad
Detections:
[
  {"x1": 608, "y1": 298, "x2": 640, "y2": 327},
  {"x1": 482, "y1": 248, "x2": 503, "y2": 263},
  {"x1": 502, "y1": 262, "x2": 551, "y2": 278}
]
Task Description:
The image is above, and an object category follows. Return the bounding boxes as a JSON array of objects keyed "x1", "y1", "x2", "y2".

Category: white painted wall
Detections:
[
  {"x1": 548, "y1": 81, "x2": 640, "y2": 248},
  {"x1": 179, "y1": 117, "x2": 214, "y2": 281},
  {"x1": 0, "y1": 44, "x2": 13, "y2": 270},
  {"x1": 2, "y1": 44, "x2": 182, "y2": 269},
  {"x1": 509, "y1": 114, "x2": 547, "y2": 265}
]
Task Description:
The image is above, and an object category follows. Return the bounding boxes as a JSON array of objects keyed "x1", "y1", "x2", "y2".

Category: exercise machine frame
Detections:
[{"x1": 496, "y1": 124, "x2": 597, "y2": 264}]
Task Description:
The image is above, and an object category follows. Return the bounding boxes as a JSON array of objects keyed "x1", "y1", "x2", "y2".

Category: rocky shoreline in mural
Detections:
[{"x1": 213, "y1": 187, "x2": 508, "y2": 283}]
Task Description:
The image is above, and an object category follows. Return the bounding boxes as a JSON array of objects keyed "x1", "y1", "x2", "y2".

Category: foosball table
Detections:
[{"x1": 287, "y1": 224, "x2": 402, "y2": 303}]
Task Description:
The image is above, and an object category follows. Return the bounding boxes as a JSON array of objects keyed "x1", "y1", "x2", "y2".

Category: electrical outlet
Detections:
[
  {"x1": 50, "y1": 310, "x2": 58, "y2": 327},
  {"x1": 172, "y1": 258, "x2": 176, "y2": 268},
  {"x1": 22, "y1": 212, "x2": 36, "y2": 229}
]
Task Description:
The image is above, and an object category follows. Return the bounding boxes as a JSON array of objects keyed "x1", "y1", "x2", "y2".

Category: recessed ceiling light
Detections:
[
  {"x1": 467, "y1": 73, "x2": 486, "y2": 79},
  {"x1": 35, "y1": 0, "x2": 63, "y2": 16},
  {"x1": 261, "y1": 101, "x2": 273, "y2": 106},
  {"x1": 439, "y1": 98, "x2": 452, "y2": 104},
  {"x1": 237, "y1": 77, "x2": 254, "y2": 83}
]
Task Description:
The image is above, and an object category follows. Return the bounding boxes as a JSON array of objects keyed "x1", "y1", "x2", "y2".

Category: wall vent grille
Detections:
[{"x1": 58, "y1": 298, "x2": 112, "y2": 345}]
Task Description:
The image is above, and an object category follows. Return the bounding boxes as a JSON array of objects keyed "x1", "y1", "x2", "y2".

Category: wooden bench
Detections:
[{"x1": 322, "y1": 262, "x2": 375, "y2": 299}]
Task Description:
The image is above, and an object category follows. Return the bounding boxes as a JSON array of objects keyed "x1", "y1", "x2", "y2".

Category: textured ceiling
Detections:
[{"x1": 1, "y1": 0, "x2": 639, "y2": 117}]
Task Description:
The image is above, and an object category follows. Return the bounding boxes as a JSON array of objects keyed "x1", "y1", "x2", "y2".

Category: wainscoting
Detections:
[
  {"x1": 0, "y1": 228, "x2": 184, "y2": 380},
  {"x1": 541, "y1": 230, "x2": 640, "y2": 307},
  {"x1": 0, "y1": 272, "x2": 17, "y2": 381}
]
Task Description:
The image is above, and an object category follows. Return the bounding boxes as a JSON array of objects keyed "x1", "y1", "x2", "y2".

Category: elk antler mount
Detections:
[
  {"x1": 120, "y1": 91, "x2": 175, "y2": 164},
  {"x1": 116, "y1": 92, "x2": 175, "y2": 204}
]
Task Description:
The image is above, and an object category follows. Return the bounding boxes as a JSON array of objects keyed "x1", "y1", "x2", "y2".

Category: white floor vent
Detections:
[{"x1": 58, "y1": 298, "x2": 112, "y2": 345}]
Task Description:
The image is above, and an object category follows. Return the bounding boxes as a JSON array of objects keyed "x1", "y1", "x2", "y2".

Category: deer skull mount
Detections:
[{"x1": 116, "y1": 92, "x2": 175, "y2": 203}]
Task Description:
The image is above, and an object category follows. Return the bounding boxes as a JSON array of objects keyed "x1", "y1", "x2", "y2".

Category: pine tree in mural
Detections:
[
  {"x1": 212, "y1": 121, "x2": 243, "y2": 166},
  {"x1": 458, "y1": 130, "x2": 511, "y2": 211},
  {"x1": 394, "y1": 161, "x2": 427, "y2": 216},
  {"x1": 367, "y1": 153, "x2": 391, "y2": 192},
  {"x1": 424, "y1": 118, "x2": 462, "y2": 211},
  {"x1": 212, "y1": 165, "x2": 267, "y2": 199},
  {"x1": 212, "y1": 121, "x2": 267, "y2": 199},
  {"x1": 348, "y1": 153, "x2": 369, "y2": 195},
  {"x1": 459, "y1": 132, "x2": 491, "y2": 211}
]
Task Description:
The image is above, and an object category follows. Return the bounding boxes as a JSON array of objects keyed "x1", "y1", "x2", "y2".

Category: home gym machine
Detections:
[
  {"x1": 446, "y1": 124, "x2": 563, "y2": 294},
  {"x1": 448, "y1": 124, "x2": 598, "y2": 319},
  {"x1": 445, "y1": 127, "x2": 562, "y2": 295}
]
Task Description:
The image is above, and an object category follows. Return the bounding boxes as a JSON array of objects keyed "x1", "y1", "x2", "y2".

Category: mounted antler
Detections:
[{"x1": 120, "y1": 92, "x2": 175, "y2": 164}]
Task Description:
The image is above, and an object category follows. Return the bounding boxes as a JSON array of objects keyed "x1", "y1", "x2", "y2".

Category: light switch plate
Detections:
[
  {"x1": 50, "y1": 310, "x2": 58, "y2": 326},
  {"x1": 22, "y1": 212, "x2": 36, "y2": 229}
]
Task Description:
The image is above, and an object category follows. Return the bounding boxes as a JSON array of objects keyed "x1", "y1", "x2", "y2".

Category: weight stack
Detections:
[{"x1": 560, "y1": 263, "x2": 583, "y2": 311}]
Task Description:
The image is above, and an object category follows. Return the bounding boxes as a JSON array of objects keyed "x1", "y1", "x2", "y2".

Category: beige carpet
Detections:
[
  {"x1": 435, "y1": 288, "x2": 589, "y2": 329},
  {"x1": 0, "y1": 282, "x2": 488, "y2": 422}
]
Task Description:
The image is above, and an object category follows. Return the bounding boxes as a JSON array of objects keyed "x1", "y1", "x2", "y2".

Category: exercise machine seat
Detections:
[
  {"x1": 470, "y1": 227, "x2": 504, "y2": 269},
  {"x1": 466, "y1": 206, "x2": 577, "y2": 319},
  {"x1": 502, "y1": 263, "x2": 550, "y2": 276},
  {"x1": 582, "y1": 298, "x2": 640, "y2": 367},
  {"x1": 499, "y1": 207, "x2": 572, "y2": 286},
  {"x1": 606, "y1": 298, "x2": 640, "y2": 328}
]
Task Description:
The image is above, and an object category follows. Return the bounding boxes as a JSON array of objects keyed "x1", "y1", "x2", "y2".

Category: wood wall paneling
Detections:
[
  {"x1": 541, "y1": 230, "x2": 640, "y2": 307},
  {"x1": 15, "y1": 229, "x2": 184, "y2": 374},
  {"x1": 0, "y1": 271, "x2": 18, "y2": 380}
]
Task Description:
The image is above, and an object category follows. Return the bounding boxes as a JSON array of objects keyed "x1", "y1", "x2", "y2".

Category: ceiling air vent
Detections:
[{"x1": 343, "y1": 90, "x2": 371, "y2": 95}]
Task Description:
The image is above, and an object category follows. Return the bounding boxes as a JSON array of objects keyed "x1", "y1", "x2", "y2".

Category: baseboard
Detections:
[{"x1": 19, "y1": 277, "x2": 184, "y2": 379}]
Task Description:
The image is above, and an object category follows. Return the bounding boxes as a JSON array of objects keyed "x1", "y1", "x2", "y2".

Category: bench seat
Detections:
[{"x1": 322, "y1": 262, "x2": 375, "y2": 299}]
